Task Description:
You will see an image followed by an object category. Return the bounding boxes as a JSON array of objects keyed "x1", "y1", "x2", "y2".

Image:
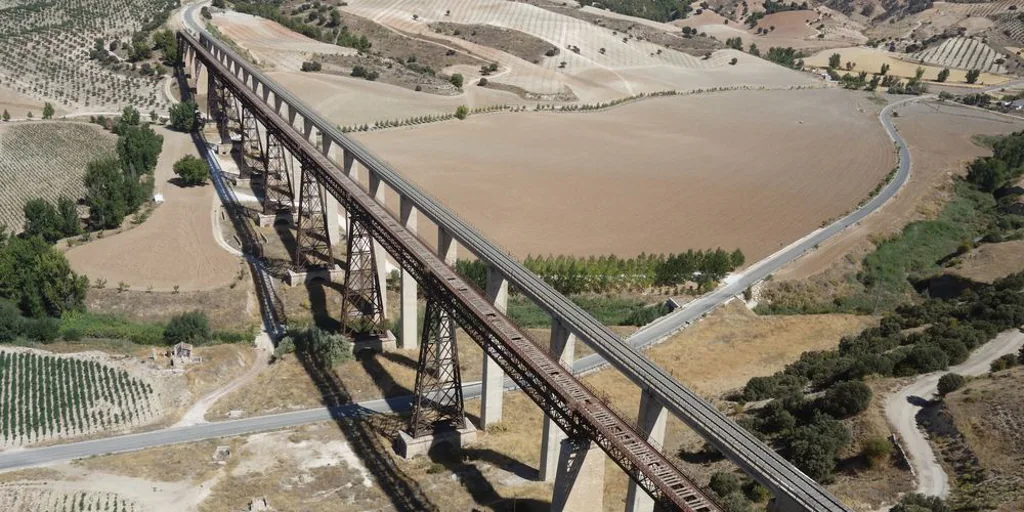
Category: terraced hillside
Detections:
[
  {"x1": 0, "y1": 349, "x2": 162, "y2": 449},
  {"x1": 0, "y1": 0, "x2": 176, "y2": 114},
  {"x1": 909, "y1": 36, "x2": 1008, "y2": 73},
  {"x1": 0, "y1": 122, "x2": 116, "y2": 232}
]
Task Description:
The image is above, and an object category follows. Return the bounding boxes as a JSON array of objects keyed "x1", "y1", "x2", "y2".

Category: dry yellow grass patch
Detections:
[
  {"x1": 804, "y1": 47, "x2": 1011, "y2": 85},
  {"x1": 949, "y1": 240, "x2": 1024, "y2": 284},
  {"x1": 73, "y1": 438, "x2": 241, "y2": 483}
]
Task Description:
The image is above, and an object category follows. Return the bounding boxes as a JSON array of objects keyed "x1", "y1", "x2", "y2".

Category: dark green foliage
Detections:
[
  {"x1": 22, "y1": 316, "x2": 60, "y2": 342},
  {"x1": 152, "y1": 29, "x2": 178, "y2": 65},
  {"x1": 0, "y1": 300, "x2": 22, "y2": 343},
  {"x1": 828, "y1": 52, "x2": 841, "y2": 69},
  {"x1": 296, "y1": 327, "x2": 352, "y2": 368},
  {"x1": 84, "y1": 157, "x2": 149, "y2": 229},
  {"x1": 966, "y1": 68, "x2": 980, "y2": 84},
  {"x1": 117, "y1": 123, "x2": 163, "y2": 176},
  {"x1": 763, "y1": 0, "x2": 808, "y2": 13},
  {"x1": 172, "y1": 155, "x2": 209, "y2": 187},
  {"x1": 300, "y1": 60, "x2": 322, "y2": 72},
  {"x1": 937, "y1": 372, "x2": 965, "y2": 395},
  {"x1": 42, "y1": 102, "x2": 54, "y2": 119},
  {"x1": 990, "y1": 353, "x2": 1018, "y2": 372},
  {"x1": 708, "y1": 471, "x2": 742, "y2": 496},
  {"x1": 212, "y1": 0, "x2": 225, "y2": 7},
  {"x1": 890, "y1": 493, "x2": 949, "y2": 512},
  {"x1": 57, "y1": 197, "x2": 81, "y2": 238},
  {"x1": 764, "y1": 47, "x2": 805, "y2": 69},
  {"x1": 169, "y1": 100, "x2": 198, "y2": 132},
  {"x1": 0, "y1": 235, "x2": 87, "y2": 318},
  {"x1": 742, "y1": 373, "x2": 806, "y2": 401},
  {"x1": 455, "y1": 105, "x2": 468, "y2": 119},
  {"x1": 786, "y1": 413, "x2": 850, "y2": 482},
  {"x1": 725, "y1": 37, "x2": 743, "y2": 50},
  {"x1": 591, "y1": 0, "x2": 696, "y2": 21},
  {"x1": 937, "y1": 68, "x2": 949, "y2": 82},
  {"x1": 719, "y1": 493, "x2": 753, "y2": 512},
  {"x1": 819, "y1": 380, "x2": 872, "y2": 418},
  {"x1": 233, "y1": 2, "x2": 370, "y2": 50},
  {"x1": 128, "y1": 39, "x2": 152, "y2": 62},
  {"x1": 163, "y1": 311, "x2": 211, "y2": 345},
  {"x1": 450, "y1": 73, "x2": 464, "y2": 88},
  {"x1": 861, "y1": 436, "x2": 892, "y2": 467},
  {"x1": 201, "y1": 6, "x2": 212, "y2": 18},
  {"x1": 23, "y1": 199, "x2": 63, "y2": 243},
  {"x1": 746, "y1": 11, "x2": 765, "y2": 27}
]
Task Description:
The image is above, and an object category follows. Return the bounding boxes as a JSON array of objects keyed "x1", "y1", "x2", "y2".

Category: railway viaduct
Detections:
[{"x1": 176, "y1": 30, "x2": 852, "y2": 512}]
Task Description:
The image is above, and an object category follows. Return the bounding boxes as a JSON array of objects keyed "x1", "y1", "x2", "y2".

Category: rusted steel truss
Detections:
[{"x1": 410, "y1": 299, "x2": 466, "y2": 438}]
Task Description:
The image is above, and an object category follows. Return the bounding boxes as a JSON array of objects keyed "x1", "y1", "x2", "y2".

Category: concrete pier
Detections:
[
  {"x1": 399, "y1": 196, "x2": 418, "y2": 350},
  {"x1": 625, "y1": 390, "x2": 668, "y2": 512},
  {"x1": 551, "y1": 439, "x2": 605, "y2": 512},
  {"x1": 480, "y1": 266, "x2": 509, "y2": 428},
  {"x1": 540, "y1": 320, "x2": 576, "y2": 482}
]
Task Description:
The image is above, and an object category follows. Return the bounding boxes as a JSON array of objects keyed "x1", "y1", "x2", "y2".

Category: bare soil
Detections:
[
  {"x1": 948, "y1": 239, "x2": 1024, "y2": 283},
  {"x1": 779, "y1": 100, "x2": 1024, "y2": 281},
  {"x1": 431, "y1": 22, "x2": 559, "y2": 64},
  {"x1": 353, "y1": 88, "x2": 896, "y2": 262},
  {"x1": 65, "y1": 127, "x2": 242, "y2": 292},
  {"x1": 804, "y1": 46, "x2": 1012, "y2": 84},
  {"x1": 83, "y1": 283, "x2": 258, "y2": 334}
]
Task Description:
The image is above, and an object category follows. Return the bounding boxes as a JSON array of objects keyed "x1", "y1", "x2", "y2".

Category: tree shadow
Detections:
[
  {"x1": 167, "y1": 176, "x2": 209, "y2": 189},
  {"x1": 379, "y1": 351, "x2": 420, "y2": 371},
  {"x1": 427, "y1": 443, "x2": 549, "y2": 510},
  {"x1": 358, "y1": 350, "x2": 414, "y2": 399},
  {"x1": 304, "y1": 279, "x2": 340, "y2": 332}
]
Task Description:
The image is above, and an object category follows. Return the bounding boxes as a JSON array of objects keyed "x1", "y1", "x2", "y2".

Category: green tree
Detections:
[
  {"x1": 820, "y1": 380, "x2": 872, "y2": 418},
  {"x1": 56, "y1": 197, "x2": 81, "y2": 238},
  {"x1": 1, "y1": 110, "x2": 8, "y2": 121},
  {"x1": 42, "y1": 102, "x2": 54, "y2": 120},
  {"x1": 173, "y1": 155, "x2": 209, "y2": 186},
  {"x1": 828, "y1": 53, "x2": 841, "y2": 69},
  {"x1": 937, "y1": 373, "x2": 965, "y2": 395},
  {"x1": 152, "y1": 29, "x2": 178, "y2": 65},
  {"x1": 880, "y1": 62, "x2": 889, "y2": 75},
  {"x1": 966, "y1": 156, "x2": 1009, "y2": 192},
  {"x1": 84, "y1": 157, "x2": 147, "y2": 229},
  {"x1": 0, "y1": 300, "x2": 23, "y2": 343},
  {"x1": 748, "y1": 43, "x2": 760, "y2": 56},
  {"x1": 163, "y1": 310, "x2": 211, "y2": 345},
  {"x1": 966, "y1": 68, "x2": 981, "y2": 84},
  {"x1": 22, "y1": 199, "x2": 63, "y2": 243},
  {"x1": 115, "y1": 106, "x2": 141, "y2": 134},
  {"x1": 212, "y1": 0, "x2": 225, "y2": 7},
  {"x1": 709, "y1": 472, "x2": 742, "y2": 496},
  {"x1": 169, "y1": 100, "x2": 197, "y2": 132},
  {"x1": 860, "y1": 436, "x2": 891, "y2": 468},
  {"x1": 0, "y1": 235, "x2": 88, "y2": 317},
  {"x1": 890, "y1": 493, "x2": 949, "y2": 512},
  {"x1": 455, "y1": 105, "x2": 469, "y2": 120},
  {"x1": 450, "y1": 73, "x2": 464, "y2": 88},
  {"x1": 786, "y1": 414, "x2": 850, "y2": 482},
  {"x1": 117, "y1": 123, "x2": 164, "y2": 176},
  {"x1": 301, "y1": 328, "x2": 352, "y2": 368},
  {"x1": 937, "y1": 68, "x2": 949, "y2": 82}
]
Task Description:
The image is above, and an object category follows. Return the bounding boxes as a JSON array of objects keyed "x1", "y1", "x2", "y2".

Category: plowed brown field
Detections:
[{"x1": 355, "y1": 88, "x2": 896, "y2": 261}]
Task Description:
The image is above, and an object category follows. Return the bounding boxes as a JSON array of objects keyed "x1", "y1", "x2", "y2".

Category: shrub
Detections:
[
  {"x1": 450, "y1": 73, "x2": 464, "y2": 88},
  {"x1": 62, "y1": 327, "x2": 82, "y2": 341},
  {"x1": 0, "y1": 300, "x2": 23, "y2": 343},
  {"x1": 478, "y1": 77, "x2": 488, "y2": 86},
  {"x1": 163, "y1": 310, "x2": 211, "y2": 345},
  {"x1": 23, "y1": 317, "x2": 60, "y2": 342},
  {"x1": 820, "y1": 380, "x2": 872, "y2": 419},
  {"x1": 301, "y1": 60, "x2": 322, "y2": 72},
  {"x1": 709, "y1": 471, "x2": 742, "y2": 497},
  {"x1": 173, "y1": 155, "x2": 210, "y2": 186},
  {"x1": 719, "y1": 492, "x2": 753, "y2": 512},
  {"x1": 861, "y1": 436, "x2": 891, "y2": 468},
  {"x1": 742, "y1": 481, "x2": 770, "y2": 502},
  {"x1": 454, "y1": 105, "x2": 469, "y2": 120},
  {"x1": 990, "y1": 353, "x2": 1018, "y2": 372},
  {"x1": 890, "y1": 493, "x2": 950, "y2": 512},
  {"x1": 351, "y1": 65, "x2": 366, "y2": 77},
  {"x1": 730, "y1": 57, "x2": 738, "y2": 65},
  {"x1": 937, "y1": 373, "x2": 965, "y2": 395},
  {"x1": 169, "y1": 100, "x2": 197, "y2": 132},
  {"x1": 299, "y1": 327, "x2": 352, "y2": 367}
]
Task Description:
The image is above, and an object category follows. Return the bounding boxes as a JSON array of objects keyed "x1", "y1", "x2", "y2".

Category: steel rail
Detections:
[
  {"x1": 182, "y1": 32, "x2": 720, "y2": 512},
  {"x1": 189, "y1": 30, "x2": 850, "y2": 511}
]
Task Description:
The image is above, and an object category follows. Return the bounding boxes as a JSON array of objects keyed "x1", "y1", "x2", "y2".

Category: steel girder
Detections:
[
  {"x1": 263, "y1": 130, "x2": 294, "y2": 214},
  {"x1": 294, "y1": 157, "x2": 334, "y2": 270},
  {"x1": 410, "y1": 299, "x2": 466, "y2": 438},
  {"x1": 340, "y1": 214, "x2": 387, "y2": 337}
]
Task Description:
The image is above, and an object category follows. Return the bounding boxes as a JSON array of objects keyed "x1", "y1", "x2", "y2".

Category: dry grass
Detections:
[
  {"x1": 73, "y1": 438, "x2": 240, "y2": 484},
  {"x1": 948, "y1": 240, "x2": 1024, "y2": 283},
  {"x1": 83, "y1": 283, "x2": 257, "y2": 333}
]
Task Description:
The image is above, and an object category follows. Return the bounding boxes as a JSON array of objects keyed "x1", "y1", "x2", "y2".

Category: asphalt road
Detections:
[{"x1": 885, "y1": 329, "x2": 1024, "y2": 498}]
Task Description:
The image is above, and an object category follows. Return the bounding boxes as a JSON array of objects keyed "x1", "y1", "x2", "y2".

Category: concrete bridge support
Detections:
[
  {"x1": 438, "y1": 227, "x2": 456, "y2": 265},
  {"x1": 540, "y1": 320, "x2": 576, "y2": 482},
  {"x1": 625, "y1": 390, "x2": 668, "y2": 512},
  {"x1": 400, "y1": 196, "x2": 418, "y2": 350},
  {"x1": 479, "y1": 267, "x2": 508, "y2": 429},
  {"x1": 551, "y1": 439, "x2": 606, "y2": 512}
]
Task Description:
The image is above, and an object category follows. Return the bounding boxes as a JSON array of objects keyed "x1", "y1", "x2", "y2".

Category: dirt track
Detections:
[
  {"x1": 355, "y1": 88, "x2": 896, "y2": 261},
  {"x1": 65, "y1": 127, "x2": 240, "y2": 292}
]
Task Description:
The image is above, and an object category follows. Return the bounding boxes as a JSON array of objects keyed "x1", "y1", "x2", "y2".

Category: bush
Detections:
[
  {"x1": 709, "y1": 471, "x2": 742, "y2": 497},
  {"x1": 173, "y1": 155, "x2": 210, "y2": 186},
  {"x1": 62, "y1": 327, "x2": 82, "y2": 341},
  {"x1": 937, "y1": 373, "x2": 965, "y2": 395},
  {"x1": 60, "y1": 312, "x2": 164, "y2": 344},
  {"x1": 742, "y1": 481, "x2": 770, "y2": 502},
  {"x1": 163, "y1": 310, "x2": 211, "y2": 345},
  {"x1": 300, "y1": 60, "x2": 322, "y2": 72},
  {"x1": 820, "y1": 380, "x2": 872, "y2": 419},
  {"x1": 719, "y1": 492, "x2": 753, "y2": 512},
  {"x1": 478, "y1": 77, "x2": 488, "y2": 86},
  {"x1": 299, "y1": 327, "x2": 352, "y2": 367},
  {"x1": 169, "y1": 100, "x2": 197, "y2": 132},
  {"x1": 351, "y1": 65, "x2": 366, "y2": 77},
  {"x1": 450, "y1": 73, "x2": 464, "y2": 88},
  {"x1": 990, "y1": 353, "x2": 1018, "y2": 372},
  {"x1": 0, "y1": 300, "x2": 23, "y2": 343},
  {"x1": 23, "y1": 317, "x2": 60, "y2": 342},
  {"x1": 890, "y1": 493, "x2": 949, "y2": 512},
  {"x1": 861, "y1": 436, "x2": 892, "y2": 468},
  {"x1": 454, "y1": 105, "x2": 469, "y2": 120}
]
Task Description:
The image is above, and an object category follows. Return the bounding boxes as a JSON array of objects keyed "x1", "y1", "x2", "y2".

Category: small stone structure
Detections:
[
  {"x1": 169, "y1": 342, "x2": 200, "y2": 366},
  {"x1": 248, "y1": 497, "x2": 270, "y2": 511}
]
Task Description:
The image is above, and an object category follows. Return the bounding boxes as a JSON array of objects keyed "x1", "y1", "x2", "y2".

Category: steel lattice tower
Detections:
[
  {"x1": 294, "y1": 159, "x2": 334, "y2": 270},
  {"x1": 262, "y1": 130, "x2": 294, "y2": 214},
  {"x1": 340, "y1": 216, "x2": 386, "y2": 337},
  {"x1": 410, "y1": 300, "x2": 466, "y2": 438},
  {"x1": 239, "y1": 105, "x2": 265, "y2": 177}
]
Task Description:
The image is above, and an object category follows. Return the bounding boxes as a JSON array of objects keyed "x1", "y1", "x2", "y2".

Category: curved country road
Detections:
[
  {"x1": 1, "y1": 8, "x2": 1021, "y2": 474},
  {"x1": 885, "y1": 330, "x2": 1024, "y2": 498}
]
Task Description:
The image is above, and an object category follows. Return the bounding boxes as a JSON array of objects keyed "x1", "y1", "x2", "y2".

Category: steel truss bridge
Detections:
[{"x1": 177, "y1": 28, "x2": 851, "y2": 512}]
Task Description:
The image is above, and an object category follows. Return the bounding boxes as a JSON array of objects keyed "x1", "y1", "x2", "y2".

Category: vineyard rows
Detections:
[
  {"x1": 996, "y1": 13, "x2": 1024, "y2": 43},
  {"x1": 0, "y1": 0, "x2": 176, "y2": 113},
  {"x1": 0, "y1": 122, "x2": 116, "y2": 231},
  {"x1": 909, "y1": 37, "x2": 1008, "y2": 73},
  {"x1": 956, "y1": 0, "x2": 1024, "y2": 17},
  {"x1": 0, "y1": 484, "x2": 140, "y2": 512},
  {"x1": 0, "y1": 350, "x2": 158, "y2": 449}
]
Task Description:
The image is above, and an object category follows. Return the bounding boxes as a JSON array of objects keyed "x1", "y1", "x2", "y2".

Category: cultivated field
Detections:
[
  {"x1": 0, "y1": 349, "x2": 160, "y2": 449},
  {"x1": 65, "y1": 127, "x2": 241, "y2": 292},
  {"x1": 0, "y1": 484, "x2": 139, "y2": 512},
  {"x1": 0, "y1": 121, "x2": 116, "y2": 232},
  {"x1": 211, "y1": 11, "x2": 356, "y2": 72},
  {"x1": 909, "y1": 36, "x2": 1009, "y2": 73},
  {"x1": 354, "y1": 88, "x2": 896, "y2": 261},
  {"x1": 778, "y1": 100, "x2": 1024, "y2": 280},
  {"x1": 0, "y1": 0, "x2": 175, "y2": 114},
  {"x1": 805, "y1": 46, "x2": 1012, "y2": 83}
]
